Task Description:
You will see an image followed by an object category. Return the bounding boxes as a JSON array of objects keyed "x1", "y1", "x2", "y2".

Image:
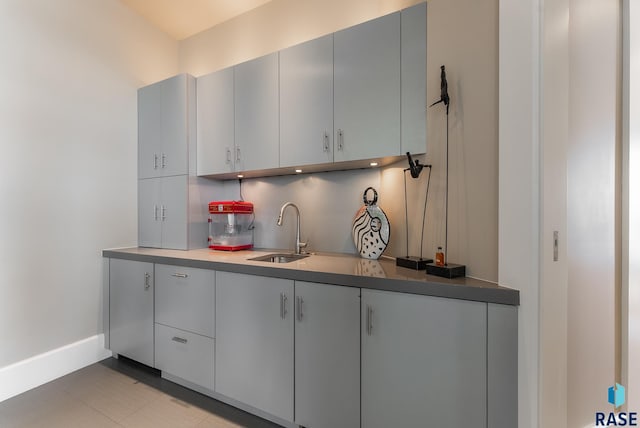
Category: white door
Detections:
[
  {"x1": 334, "y1": 12, "x2": 401, "y2": 162},
  {"x1": 197, "y1": 68, "x2": 235, "y2": 176},
  {"x1": 294, "y1": 282, "x2": 360, "y2": 428},
  {"x1": 361, "y1": 289, "x2": 487, "y2": 428},
  {"x1": 280, "y1": 35, "x2": 334, "y2": 167},
  {"x1": 109, "y1": 259, "x2": 154, "y2": 367},
  {"x1": 215, "y1": 272, "x2": 294, "y2": 421}
]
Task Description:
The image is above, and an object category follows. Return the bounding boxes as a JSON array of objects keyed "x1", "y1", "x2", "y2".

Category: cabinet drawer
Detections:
[
  {"x1": 155, "y1": 323, "x2": 215, "y2": 391},
  {"x1": 155, "y1": 264, "x2": 215, "y2": 337}
]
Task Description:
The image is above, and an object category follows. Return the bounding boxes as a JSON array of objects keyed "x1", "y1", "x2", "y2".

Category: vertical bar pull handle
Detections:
[
  {"x1": 323, "y1": 132, "x2": 330, "y2": 153},
  {"x1": 366, "y1": 305, "x2": 373, "y2": 336},
  {"x1": 280, "y1": 293, "x2": 284, "y2": 319},
  {"x1": 144, "y1": 272, "x2": 151, "y2": 290},
  {"x1": 161, "y1": 205, "x2": 166, "y2": 221},
  {"x1": 226, "y1": 147, "x2": 232, "y2": 164},
  {"x1": 154, "y1": 205, "x2": 159, "y2": 221},
  {"x1": 282, "y1": 293, "x2": 288, "y2": 319},
  {"x1": 153, "y1": 154, "x2": 159, "y2": 170},
  {"x1": 296, "y1": 296, "x2": 304, "y2": 322},
  {"x1": 337, "y1": 129, "x2": 344, "y2": 151},
  {"x1": 161, "y1": 153, "x2": 167, "y2": 169},
  {"x1": 236, "y1": 146, "x2": 241, "y2": 163}
]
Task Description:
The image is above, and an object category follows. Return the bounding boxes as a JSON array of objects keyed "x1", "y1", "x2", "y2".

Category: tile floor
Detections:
[{"x1": 0, "y1": 357, "x2": 281, "y2": 428}]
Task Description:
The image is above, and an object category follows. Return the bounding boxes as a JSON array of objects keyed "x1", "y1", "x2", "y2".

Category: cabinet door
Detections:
[
  {"x1": 159, "y1": 74, "x2": 189, "y2": 177},
  {"x1": 215, "y1": 272, "x2": 294, "y2": 421},
  {"x1": 334, "y1": 12, "x2": 401, "y2": 162},
  {"x1": 155, "y1": 264, "x2": 215, "y2": 337},
  {"x1": 197, "y1": 68, "x2": 235, "y2": 176},
  {"x1": 234, "y1": 53, "x2": 279, "y2": 172},
  {"x1": 280, "y1": 35, "x2": 334, "y2": 168},
  {"x1": 138, "y1": 83, "x2": 162, "y2": 179},
  {"x1": 159, "y1": 175, "x2": 188, "y2": 250},
  {"x1": 361, "y1": 290, "x2": 487, "y2": 428},
  {"x1": 401, "y1": 2, "x2": 427, "y2": 155},
  {"x1": 138, "y1": 178, "x2": 162, "y2": 248},
  {"x1": 294, "y1": 282, "x2": 360, "y2": 428},
  {"x1": 109, "y1": 259, "x2": 154, "y2": 367}
]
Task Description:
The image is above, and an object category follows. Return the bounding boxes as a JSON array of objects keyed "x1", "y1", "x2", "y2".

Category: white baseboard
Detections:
[{"x1": 0, "y1": 334, "x2": 113, "y2": 403}]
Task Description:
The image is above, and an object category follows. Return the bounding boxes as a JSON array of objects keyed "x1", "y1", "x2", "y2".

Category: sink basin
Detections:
[{"x1": 248, "y1": 253, "x2": 310, "y2": 263}]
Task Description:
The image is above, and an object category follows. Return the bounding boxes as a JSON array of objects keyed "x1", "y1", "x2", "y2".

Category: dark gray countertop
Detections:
[{"x1": 103, "y1": 247, "x2": 519, "y2": 306}]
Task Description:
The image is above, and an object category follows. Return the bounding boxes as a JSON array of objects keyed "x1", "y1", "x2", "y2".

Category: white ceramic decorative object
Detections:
[{"x1": 352, "y1": 187, "x2": 390, "y2": 260}]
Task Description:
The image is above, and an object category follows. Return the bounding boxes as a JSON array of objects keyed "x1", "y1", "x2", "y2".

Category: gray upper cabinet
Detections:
[
  {"x1": 109, "y1": 258, "x2": 154, "y2": 367},
  {"x1": 234, "y1": 52, "x2": 280, "y2": 172},
  {"x1": 334, "y1": 12, "x2": 401, "y2": 162},
  {"x1": 361, "y1": 289, "x2": 487, "y2": 428},
  {"x1": 294, "y1": 282, "x2": 360, "y2": 428},
  {"x1": 138, "y1": 74, "x2": 192, "y2": 179},
  {"x1": 196, "y1": 67, "x2": 235, "y2": 176},
  {"x1": 279, "y1": 34, "x2": 334, "y2": 168},
  {"x1": 401, "y1": 2, "x2": 427, "y2": 155}
]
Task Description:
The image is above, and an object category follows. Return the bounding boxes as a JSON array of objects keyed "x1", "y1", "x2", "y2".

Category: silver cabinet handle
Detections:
[
  {"x1": 171, "y1": 273, "x2": 189, "y2": 278},
  {"x1": 280, "y1": 293, "x2": 288, "y2": 319},
  {"x1": 172, "y1": 336, "x2": 187, "y2": 344},
  {"x1": 226, "y1": 147, "x2": 232, "y2": 164},
  {"x1": 161, "y1": 153, "x2": 167, "y2": 169},
  {"x1": 144, "y1": 272, "x2": 151, "y2": 290},
  {"x1": 153, "y1": 154, "x2": 159, "y2": 170},
  {"x1": 366, "y1": 305, "x2": 373, "y2": 336},
  {"x1": 323, "y1": 132, "x2": 330, "y2": 153},
  {"x1": 337, "y1": 129, "x2": 344, "y2": 151},
  {"x1": 161, "y1": 205, "x2": 166, "y2": 221},
  {"x1": 296, "y1": 296, "x2": 304, "y2": 322},
  {"x1": 154, "y1": 205, "x2": 159, "y2": 221},
  {"x1": 236, "y1": 146, "x2": 241, "y2": 163}
]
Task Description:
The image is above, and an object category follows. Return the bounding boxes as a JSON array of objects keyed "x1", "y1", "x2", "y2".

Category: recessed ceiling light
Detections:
[
  {"x1": 237, "y1": 174, "x2": 244, "y2": 178},
  {"x1": 370, "y1": 162, "x2": 379, "y2": 167},
  {"x1": 295, "y1": 169, "x2": 302, "y2": 173}
]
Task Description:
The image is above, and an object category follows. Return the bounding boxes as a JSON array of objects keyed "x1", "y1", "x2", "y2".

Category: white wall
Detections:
[
  {"x1": 0, "y1": 0, "x2": 178, "y2": 368},
  {"x1": 180, "y1": 0, "x2": 499, "y2": 281}
]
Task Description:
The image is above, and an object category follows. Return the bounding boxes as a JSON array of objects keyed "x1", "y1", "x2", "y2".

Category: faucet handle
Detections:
[{"x1": 298, "y1": 239, "x2": 308, "y2": 254}]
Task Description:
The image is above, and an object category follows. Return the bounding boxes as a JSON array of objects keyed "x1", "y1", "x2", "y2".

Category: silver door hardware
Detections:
[
  {"x1": 161, "y1": 153, "x2": 167, "y2": 169},
  {"x1": 153, "y1": 154, "x2": 159, "y2": 170},
  {"x1": 553, "y1": 231, "x2": 559, "y2": 262},
  {"x1": 161, "y1": 205, "x2": 166, "y2": 221},
  {"x1": 144, "y1": 272, "x2": 151, "y2": 290},
  {"x1": 280, "y1": 293, "x2": 288, "y2": 319},
  {"x1": 171, "y1": 273, "x2": 189, "y2": 278},
  {"x1": 154, "y1": 205, "x2": 159, "y2": 221},
  {"x1": 366, "y1": 305, "x2": 373, "y2": 336},
  {"x1": 323, "y1": 132, "x2": 330, "y2": 152},
  {"x1": 296, "y1": 296, "x2": 304, "y2": 321},
  {"x1": 226, "y1": 148, "x2": 232, "y2": 164},
  {"x1": 337, "y1": 129, "x2": 344, "y2": 151},
  {"x1": 236, "y1": 147, "x2": 241, "y2": 163},
  {"x1": 171, "y1": 336, "x2": 188, "y2": 344}
]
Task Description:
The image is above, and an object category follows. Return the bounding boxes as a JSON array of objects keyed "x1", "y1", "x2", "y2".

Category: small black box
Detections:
[
  {"x1": 426, "y1": 262, "x2": 466, "y2": 278},
  {"x1": 396, "y1": 256, "x2": 433, "y2": 270}
]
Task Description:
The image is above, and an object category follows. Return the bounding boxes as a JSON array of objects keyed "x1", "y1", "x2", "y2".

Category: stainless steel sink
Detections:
[{"x1": 248, "y1": 253, "x2": 309, "y2": 263}]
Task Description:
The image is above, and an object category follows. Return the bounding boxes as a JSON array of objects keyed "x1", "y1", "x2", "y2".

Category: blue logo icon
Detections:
[{"x1": 608, "y1": 383, "x2": 626, "y2": 408}]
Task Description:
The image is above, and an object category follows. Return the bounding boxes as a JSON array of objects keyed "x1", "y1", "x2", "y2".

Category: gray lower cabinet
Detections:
[
  {"x1": 294, "y1": 281, "x2": 360, "y2": 428},
  {"x1": 109, "y1": 258, "x2": 154, "y2": 367},
  {"x1": 154, "y1": 264, "x2": 215, "y2": 392},
  {"x1": 361, "y1": 289, "x2": 488, "y2": 428},
  {"x1": 215, "y1": 271, "x2": 294, "y2": 422}
]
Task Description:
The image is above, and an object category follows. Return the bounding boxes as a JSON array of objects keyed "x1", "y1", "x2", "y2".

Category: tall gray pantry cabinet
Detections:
[{"x1": 137, "y1": 74, "x2": 216, "y2": 250}]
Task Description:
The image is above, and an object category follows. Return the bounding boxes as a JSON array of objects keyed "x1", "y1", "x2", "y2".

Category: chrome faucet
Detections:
[{"x1": 277, "y1": 202, "x2": 307, "y2": 255}]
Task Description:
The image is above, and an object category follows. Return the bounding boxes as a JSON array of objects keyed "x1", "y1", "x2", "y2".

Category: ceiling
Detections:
[{"x1": 120, "y1": 0, "x2": 273, "y2": 40}]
